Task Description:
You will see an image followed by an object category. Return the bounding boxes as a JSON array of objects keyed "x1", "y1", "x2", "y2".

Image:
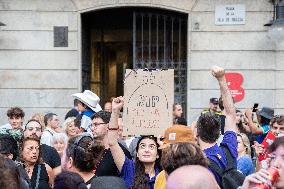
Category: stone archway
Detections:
[{"x1": 78, "y1": 3, "x2": 190, "y2": 114}]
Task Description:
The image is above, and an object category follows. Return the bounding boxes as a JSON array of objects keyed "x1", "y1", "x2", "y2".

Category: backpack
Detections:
[{"x1": 208, "y1": 145, "x2": 246, "y2": 189}]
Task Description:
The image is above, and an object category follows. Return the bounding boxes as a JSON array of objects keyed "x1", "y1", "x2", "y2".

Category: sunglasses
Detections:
[{"x1": 26, "y1": 126, "x2": 41, "y2": 132}]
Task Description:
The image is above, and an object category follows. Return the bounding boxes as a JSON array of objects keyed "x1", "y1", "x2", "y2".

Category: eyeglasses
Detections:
[
  {"x1": 92, "y1": 122, "x2": 107, "y2": 127},
  {"x1": 26, "y1": 126, "x2": 41, "y2": 132}
]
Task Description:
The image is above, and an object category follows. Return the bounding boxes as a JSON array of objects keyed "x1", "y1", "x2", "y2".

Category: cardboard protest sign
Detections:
[{"x1": 123, "y1": 69, "x2": 174, "y2": 136}]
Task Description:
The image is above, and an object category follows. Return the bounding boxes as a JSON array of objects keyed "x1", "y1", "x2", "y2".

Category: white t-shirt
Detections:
[{"x1": 41, "y1": 127, "x2": 56, "y2": 146}]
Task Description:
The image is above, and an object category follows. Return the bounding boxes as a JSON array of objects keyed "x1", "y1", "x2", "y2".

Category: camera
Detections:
[{"x1": 252, "y1": 103, "x2": 259, "y2": 112}]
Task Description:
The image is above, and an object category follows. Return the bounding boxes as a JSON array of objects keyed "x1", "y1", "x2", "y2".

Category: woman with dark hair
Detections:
[
  {"x1": 236, "y1": 110, "x2": 250, "y2": 134},
  {"x1": 242, "y1": 136, "x2": 284, "y2": 188},
  {"x1": 20, "y1": 136, "x2": 52, "y2": 189},
  {"x1": 61, "y1": 133, "x2": 105, "y2": 188},
  {"x1": 108, "y1": 97, "x2": 161, "y2": 189}
]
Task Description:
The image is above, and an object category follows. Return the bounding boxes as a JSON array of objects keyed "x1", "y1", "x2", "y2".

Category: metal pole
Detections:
[{"x1": 133, "y1": 12, "x2": 136, "y2": 67}]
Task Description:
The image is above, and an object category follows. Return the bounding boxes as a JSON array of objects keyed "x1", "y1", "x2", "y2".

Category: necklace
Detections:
[
  {"x1": 24, "y1": 162, "x2": 33, "y2": 174},
  {"x1": 93, "y1": 148, "x2": 108, "y2": 175},
  {"x1": 25, "y1": 165, "x2": 33, "y2": 176}
]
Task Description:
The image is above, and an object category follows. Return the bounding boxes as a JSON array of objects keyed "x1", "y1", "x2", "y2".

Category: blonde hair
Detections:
[
  {"x1": 237, "y1": 133, "x2": 251, "y2": 156},
  {"x1": 31, "y1": 113, "x2": 45, "y2": 130},
  {"x1": 62, "y1": 117, "x2": 76, "y2": 135}
]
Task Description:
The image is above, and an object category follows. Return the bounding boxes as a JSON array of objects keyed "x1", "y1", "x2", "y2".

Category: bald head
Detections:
[{"x1": 166, "y1": 165, "x2": 217, "y2": 189}]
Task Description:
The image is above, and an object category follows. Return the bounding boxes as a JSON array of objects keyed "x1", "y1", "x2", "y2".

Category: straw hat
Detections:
[{"x1": 72, "y1": 90, "x2": 102, "y2": 112}]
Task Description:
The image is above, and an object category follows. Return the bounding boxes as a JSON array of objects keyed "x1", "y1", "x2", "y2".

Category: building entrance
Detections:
[{"x1": 81, "y1": 8, "x2": 187, "y2": 113}]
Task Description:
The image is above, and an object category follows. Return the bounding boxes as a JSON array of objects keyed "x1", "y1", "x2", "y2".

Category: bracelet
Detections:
[{"x1": 108, "y1": 127, "x2": 119, "y2": 131}]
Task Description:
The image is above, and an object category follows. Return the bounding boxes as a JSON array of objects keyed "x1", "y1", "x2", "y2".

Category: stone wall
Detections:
[
  {"x1": 189, "y1": 0, "x2": 284, "y2": 122},
  {"x1": 0, "y1": 0, "x2": 283, "y2": 124},
  {"x1": 0, "y1": 0, "x2": 78, "y2": 124}
]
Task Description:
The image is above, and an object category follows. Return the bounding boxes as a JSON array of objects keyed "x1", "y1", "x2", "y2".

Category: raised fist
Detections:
[
  {"x1": 211, "y1": 66, "x2": 225, "y2": 79},
  {"x1": 112, "y1": 96, "x2": 124, "y2": 112}
]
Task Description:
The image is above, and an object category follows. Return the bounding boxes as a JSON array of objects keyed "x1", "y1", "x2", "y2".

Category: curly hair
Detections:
[
  {"x1": 197, "y1": 113, "x2": 220, "y2": 143},
  {"x1": 131, "y1": 136, "x2": 161, "y2": 189},
  {"x1": 7, "y1": 107, "x2": 25, "y2": 118},
  {"x1": 20, "y1": 136, "x2": 43, "y2": 165},
  {"x1": 161, "y1": 142, "x2": 208, "y2": 174},
  {"x1": 62, "y1": 117, "x2": 76, "y2": 134},
  {"x1": 270, "y1": 115, "x2": 284, "y2": 128},
  {"x1": 66, "y1": 134, "x2": 105, "y2": 172},
  {"x1": 54, "y1": 171, "x2": 87, "y2": 189}
]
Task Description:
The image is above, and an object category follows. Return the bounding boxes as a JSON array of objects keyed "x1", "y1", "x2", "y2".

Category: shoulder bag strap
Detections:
[
  {"x1": 208, "y1": 158, "x2": 224, "y2": 177},
  {"x1": 46, "y1": 129, "x2": 54, "y2": 136},
  {"x1": 220, "y1": 145, "x2": 236, "y2": 170},
  {"x1": 34, "y1": 164, "x2": 41, "y2": 189}
]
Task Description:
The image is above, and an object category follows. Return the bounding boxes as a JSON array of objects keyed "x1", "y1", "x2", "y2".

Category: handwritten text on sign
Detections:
[
  {"x1": 123, "y1": 69, "x2": 174, "y2": 136},
  {"x1": 215, "y1": 4, "x2": 245, "y2": 25}
]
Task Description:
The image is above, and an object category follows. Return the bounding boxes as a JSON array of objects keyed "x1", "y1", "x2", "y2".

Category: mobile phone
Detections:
[{"x1": 252, "y1": 103, "x2": 259, "y2": 112}]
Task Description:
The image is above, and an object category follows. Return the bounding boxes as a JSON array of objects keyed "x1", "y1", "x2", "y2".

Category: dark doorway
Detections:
[
  {"x1": 82, "y1": 9, "x2": 133, "y2": 104},
  {"x1": 81, "y1": 8, "x2": 187, "y2": 114}
]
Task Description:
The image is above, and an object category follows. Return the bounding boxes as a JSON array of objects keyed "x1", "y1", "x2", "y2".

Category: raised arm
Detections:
[
  {"x1": 244, "y1": 109, "x2": 263, "y2": 134},
  {"x1": 108, "y1": 96, "x2": 126, "y2": 172},
  {"x1": 211, "y1": 66, "x2": 237, "y2": 133}
]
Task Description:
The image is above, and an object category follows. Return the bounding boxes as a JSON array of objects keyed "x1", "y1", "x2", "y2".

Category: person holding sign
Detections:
[{"x1": 108, "y1": 96, "x2": 161, "y2": 189}]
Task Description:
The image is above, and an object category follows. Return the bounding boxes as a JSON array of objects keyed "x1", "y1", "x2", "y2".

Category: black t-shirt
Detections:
[
  {"x1": 41, "y1": 144, "x2": 61, "y2": 169},
  {"x1": 95, "y1": 143, "x2": 132, "y2": 177}
]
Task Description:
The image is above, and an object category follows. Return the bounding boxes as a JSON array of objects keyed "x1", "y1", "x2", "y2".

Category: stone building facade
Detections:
[{"x1": 0, "y1": 0, "x2": 283, "y2": 124}]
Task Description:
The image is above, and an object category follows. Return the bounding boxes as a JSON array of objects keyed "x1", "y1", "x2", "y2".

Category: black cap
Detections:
[{"x1": 210, "y1": 98, "x2": 219, "y2": 104}]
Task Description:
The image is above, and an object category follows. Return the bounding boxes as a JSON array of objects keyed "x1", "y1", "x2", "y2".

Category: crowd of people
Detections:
[{"x1": 0, "y1": 66, "x2": 284, "y2": 189}]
